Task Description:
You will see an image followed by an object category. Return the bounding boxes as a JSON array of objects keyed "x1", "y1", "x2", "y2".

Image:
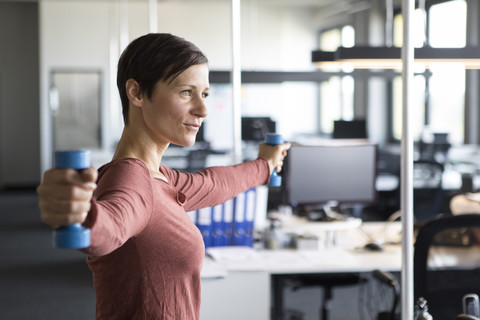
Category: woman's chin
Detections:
[{"x1": 172, "y1": 138, "x2": 196, "y2": 147}]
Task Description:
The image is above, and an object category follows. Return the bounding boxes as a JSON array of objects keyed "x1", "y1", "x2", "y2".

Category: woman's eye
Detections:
[
  {"x1": 202, "y1": 92, "x2": 209, "y2": 99},
  {"x1": 180, "y1": 90, "x2": 192, "y2": 96}
]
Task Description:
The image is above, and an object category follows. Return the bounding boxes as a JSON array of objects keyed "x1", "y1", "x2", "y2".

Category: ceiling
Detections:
[{"x1": 0, "y1": 0, "x2": 403, "y2": 8}]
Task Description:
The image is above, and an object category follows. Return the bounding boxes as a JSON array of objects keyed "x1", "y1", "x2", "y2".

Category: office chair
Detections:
[
  {"x1": 414, "y1": 214, "x2": 480, "y2": 320},
  {"x1": 457, "y1": 315, "x2": 480, "y2": 320},
  {"x1": 417, "y1": 133, "x2": 451, "y2": 164},
  {"x1": 413, "y1": 160, "x2": 445, "y2": 221},
  {"x1": 456, "y1": 293, "x2": 480, "y2": 320},
  {"x1": 376, "y1": 149, "x2": 401, "y2": 212},
  {"x1": 370, "y1": 269, "x2": 400, "y2": 320},
  {"x1": 287, "y1": 273, "x2": 367, "y2": 320}
]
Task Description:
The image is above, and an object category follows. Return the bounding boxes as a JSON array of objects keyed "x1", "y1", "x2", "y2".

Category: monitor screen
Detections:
[
  {"x1": 196, "y1": 122, "x2": 205, "y2": 142},
  {"x1": 283, "y1": 144, "x2": 377, "y2": 207},
  {"x1": 333, "y1": 119, "x2": 367, "y2": 139},
  {"x1": 241, "y1": 117, "x2": 276, "y2": 142}
]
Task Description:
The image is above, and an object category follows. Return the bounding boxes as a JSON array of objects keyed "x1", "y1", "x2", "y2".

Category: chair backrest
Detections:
[
  {"x1": 413, "y1": 160, "x2": 445, "y2": 221},
  {"x1": 413, "y1": 160, "x2": 444, "y2": 189},
  {"x1": 414, "y1": 214, "x2": 480, "y2": 320}
]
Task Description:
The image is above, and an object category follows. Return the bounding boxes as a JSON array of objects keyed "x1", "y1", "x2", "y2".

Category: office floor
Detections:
[
  {"x1": 0, "y1": 190, "x2": 395, "y2": 320},
  {"x1": 0, "y1": 190, "x2": 95, "y2": 320}
]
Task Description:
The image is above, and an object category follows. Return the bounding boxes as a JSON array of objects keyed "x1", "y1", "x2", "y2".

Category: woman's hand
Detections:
[
  {"x1": 258, "y1": 142, "x2": 291, "y2": 176},
  {"x1": 37, "y1": 167, "x2": 97, "y2": 229}
]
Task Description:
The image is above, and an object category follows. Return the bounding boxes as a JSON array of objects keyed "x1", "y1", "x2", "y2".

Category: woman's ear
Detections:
[{"x1": 125, "y1": 79, "x2": 143, "y2": 108}]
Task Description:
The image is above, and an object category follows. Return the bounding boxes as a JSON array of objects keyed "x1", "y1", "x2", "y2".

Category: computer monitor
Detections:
[
  {"x1": 241, "y1": 117, "x2": 276, "y2": 142},
  {"x1": 196, "y1": 122, "x2": 205, "y2": 142},
  {"x1": 333, "y1": 119, "x2": 367, "y2": 139},
  {"x1": 283, "y1": 143, "x2": 377, "y2": 208}
]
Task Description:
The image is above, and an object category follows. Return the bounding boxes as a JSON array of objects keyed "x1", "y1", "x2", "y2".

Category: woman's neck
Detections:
[{"x1": 113, "y1": 126, "x2": 169, "y2": 181}]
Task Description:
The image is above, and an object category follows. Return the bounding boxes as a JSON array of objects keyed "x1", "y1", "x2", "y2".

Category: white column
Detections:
[
  {"x1": 231, "y1": 0, "x2": 242, "y2": 164},
  {"x1": 149, "y1": 0, "x2": 158, "y2": 33},
  {"x1": 401, "y1": 0, "x2": 415, "y2": 319}
]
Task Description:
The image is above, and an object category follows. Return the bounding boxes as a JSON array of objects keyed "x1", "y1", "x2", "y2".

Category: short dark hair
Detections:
[{"x1": 117, "y1": 33, "x2": 208, "y2": 124}]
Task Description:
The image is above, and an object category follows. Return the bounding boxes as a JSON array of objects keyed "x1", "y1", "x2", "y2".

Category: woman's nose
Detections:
[{"x1": 193, "y1": 97, "x2": 208, "y2": 118}]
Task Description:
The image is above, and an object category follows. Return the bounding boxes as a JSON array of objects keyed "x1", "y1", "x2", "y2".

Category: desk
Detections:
[
  {"x1": 274, "y1": 214, "x2": 363, "y2": 249},
  {"x1": 200, "y1": 221, "x2": 402, "y2": 320},
  {"x1": 376, "y1": 169, "x2": 465, "y2": 192}
]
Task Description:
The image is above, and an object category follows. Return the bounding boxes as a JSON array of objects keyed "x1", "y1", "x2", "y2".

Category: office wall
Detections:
[
  {"x1": 39, "y1": 1, "x2": 115, "y2": 172},
  {"x1": 156, "y1": 1, "x2": 315, "y2": 71},
  {"x1": 0, "y1": 3, "x2": 40, "y2": 188}
]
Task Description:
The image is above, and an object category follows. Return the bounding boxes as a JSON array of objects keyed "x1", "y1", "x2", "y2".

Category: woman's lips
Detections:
[{"x1": 184, "y1": 123, "x2": 201, "y2": 131}]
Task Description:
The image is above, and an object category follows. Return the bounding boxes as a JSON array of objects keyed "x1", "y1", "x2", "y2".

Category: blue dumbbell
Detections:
[
  {"x1": 53, "y1": 150, "x2": 91, "y2": 249},
  {"x1": 265, "y1": 133, "x2": 284, "y2": 187}
]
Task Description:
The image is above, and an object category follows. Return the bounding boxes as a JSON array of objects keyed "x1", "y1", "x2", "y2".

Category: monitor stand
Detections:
[{"x1": 303, "y1": 201, "x2": 347, "y2": 222}]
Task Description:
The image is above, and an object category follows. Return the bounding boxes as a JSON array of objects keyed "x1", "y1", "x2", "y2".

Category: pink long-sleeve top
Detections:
[{"x1": 81, "y1": 157, "x2": 269, "y2": 320}]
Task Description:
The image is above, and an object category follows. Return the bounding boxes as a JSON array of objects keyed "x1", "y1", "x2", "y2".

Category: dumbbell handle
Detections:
[
  {"x1": 53, "y1": 150, "x2": 91, "y2": 249},
  {"x1": 265, "y1": 133, "x2": 284, "y2": 187}
]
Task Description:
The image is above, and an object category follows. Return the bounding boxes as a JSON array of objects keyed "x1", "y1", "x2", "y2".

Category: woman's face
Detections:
[{"x1": 141, "y1": 63, "x2": 209, "y2": 147}]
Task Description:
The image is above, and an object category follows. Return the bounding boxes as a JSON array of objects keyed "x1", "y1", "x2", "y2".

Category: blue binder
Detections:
[
  {"x1": 222, "y1": 198, "x2": 235, "y2": 246},
  {"x1": 197, "y1": 207, "x2": 213, "y2": 248},
  {"x1": 232, "y1": 192, "x2": 247, "y2": 246},
  {"x1": 244, "y1": 188, "x2": 257, "y2": 247},
  {"x1": 211, "y1": 204, "x2": 224, "y2": 247}
]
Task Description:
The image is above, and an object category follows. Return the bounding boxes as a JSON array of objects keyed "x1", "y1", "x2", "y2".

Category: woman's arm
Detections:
[
  {"x1": 166, "y1": 141, "x2": 291, "y2": 212},
  {"x1": 82, "y1": 160, "x2": 154, "y2": 256},
  {"x1": 37, "y1": 159, "x2": 154, "y2": 256}
]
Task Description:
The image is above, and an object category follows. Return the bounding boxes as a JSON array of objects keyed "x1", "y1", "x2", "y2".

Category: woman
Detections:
[{"x1": 37, "y1": 33, "x2": 290, "y2": 319}]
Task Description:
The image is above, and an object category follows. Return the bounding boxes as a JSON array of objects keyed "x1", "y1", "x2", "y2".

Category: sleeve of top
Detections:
[
  {"x1": 162, "y1": 158, "x2": 270, "y2": 212},
  {"x1": 81, "y1": 160, "x2": 154, "y2": 256}
]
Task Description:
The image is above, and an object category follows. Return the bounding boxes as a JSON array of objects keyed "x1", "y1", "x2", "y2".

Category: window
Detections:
[
  {"x1": 429, "y1": 0, "x2": 466, "y2": 48},
  {"x1": 391, "y1": 0, "x2": 466, "y2": 144},
  {"x1": 392, "y1": 75, "x2": 427, "y2": 140},
  {"x1": 319, "y1": 25, "x2": 355, "y2": 134},
  {"x1": 427, "y1": 0, "x2": 466, "y2": 144}
]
